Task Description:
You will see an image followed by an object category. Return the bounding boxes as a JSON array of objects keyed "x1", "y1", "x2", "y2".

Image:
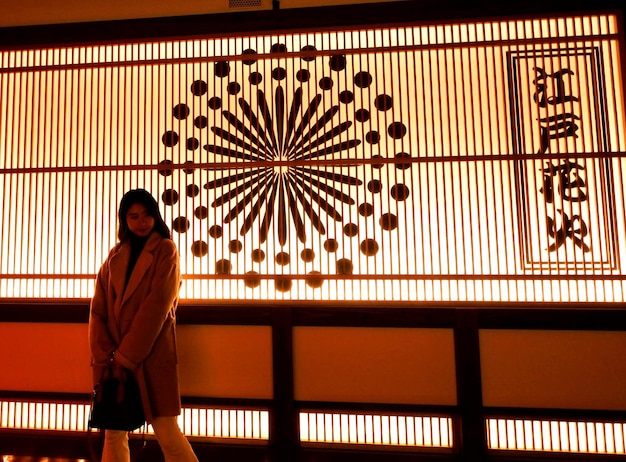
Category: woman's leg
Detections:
[
  {"x1": 101, "y1": 429, "x2": 130, "y2": 462},
  {"x1": 151, "y1": 416, "x2": 199, "y2": 462}
]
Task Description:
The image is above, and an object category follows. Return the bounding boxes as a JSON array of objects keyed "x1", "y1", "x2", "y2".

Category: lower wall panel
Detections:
[
  {"x1": 480, "y1": 329, "x2": 626, "y2": 410},
  {"x1": 0, "y1": 322, "x2": 92, "y2": 393},
  {"x1": 0, "y1": 322, "x2": 274, "y2": 400},
  {"x1": 177, "y1": 324, "x2": 273, "y2": 399},
  {"x1": 293, "y1": 326, "x2": 457, "y2": 405},
  {"x1": 1, "y1": 308, "x2": 626, "y2": 462}
]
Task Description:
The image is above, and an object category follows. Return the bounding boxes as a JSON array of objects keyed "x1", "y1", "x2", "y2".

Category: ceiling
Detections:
[
  {"x1": 0, "y1": 0, "x2": 394, "y2": 28},
  {"x1": 0, "y1": 0, "x2": 622, "y2": 48}
]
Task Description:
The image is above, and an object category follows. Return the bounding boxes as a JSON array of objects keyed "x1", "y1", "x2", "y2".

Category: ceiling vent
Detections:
[{"x1": 229, "y1": 0, "x2": 262, "y2": 8}]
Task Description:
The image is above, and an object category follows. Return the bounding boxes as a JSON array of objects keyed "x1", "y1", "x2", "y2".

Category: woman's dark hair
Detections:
[{"x1": 117, "y1": 189, "x2": 171, "y2": 242}]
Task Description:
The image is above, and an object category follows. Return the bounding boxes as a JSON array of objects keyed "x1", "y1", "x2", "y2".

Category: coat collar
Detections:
[{"x1": 109, "y1": 232, "x2": 161, "y2": 305}]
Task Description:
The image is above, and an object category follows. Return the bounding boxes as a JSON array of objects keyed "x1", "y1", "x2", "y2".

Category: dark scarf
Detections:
[{"x1": 124, "y1": 232, "x2": 150, "y2": 288}]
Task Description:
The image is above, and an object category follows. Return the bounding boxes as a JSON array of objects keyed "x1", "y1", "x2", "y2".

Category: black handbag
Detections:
[{"x1": 89, "y1": 361, "x2": 146, "y2": 431}]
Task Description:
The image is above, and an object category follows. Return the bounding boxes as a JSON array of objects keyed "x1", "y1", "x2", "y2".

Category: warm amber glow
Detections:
[
  {"x1": 299, "y1": 412, "x2": 453, "y2": 447},
  {"x1": 2, "y1": 457, "x2": 87, "y2": 462},
  {"x1": 0, "y1": 400, "x2": 269, "y2": 440},
  {"x1": 0, "y1": 15, "x2": 624, "y2": 301},
  {"x1": 487, "y1": 418, "x2": 626, "y2": 454},
  {"x1": 0, "y1": 401, "x2": 89, "y2": 431}
]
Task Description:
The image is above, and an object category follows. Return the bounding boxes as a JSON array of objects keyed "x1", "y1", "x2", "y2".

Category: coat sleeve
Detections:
[
  {"x1": 115, "y1": 240, "x2": 180, "y2": 370},
  {"x1": 88, "y1": 259, "x2": 117, "y2": 365}
]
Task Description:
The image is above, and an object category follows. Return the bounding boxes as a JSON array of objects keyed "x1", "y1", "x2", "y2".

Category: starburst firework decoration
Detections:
[
  {"x1": 206, "y1": 86, "x2": 362, "y2": 246},
  {"x1": 160, "y1": 43, "x2": 411, "y2": 293}
]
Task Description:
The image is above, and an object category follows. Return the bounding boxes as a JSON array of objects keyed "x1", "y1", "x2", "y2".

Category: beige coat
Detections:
[{"x1": 89, "y1": 232, "x2": 181, "y2": 422}]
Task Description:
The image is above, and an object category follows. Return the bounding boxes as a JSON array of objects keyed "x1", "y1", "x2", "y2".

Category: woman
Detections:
[{"x1": 89, "y1": 189, "x2": 198, "y2": 462}]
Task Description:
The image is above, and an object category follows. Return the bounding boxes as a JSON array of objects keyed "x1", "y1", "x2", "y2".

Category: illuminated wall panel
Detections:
[
  {"x1": 0, "y1": 323, "x2": 91, "y2": 393},
  {"x1": 293, "y1": 327, "x2": 457, "y2": 405},
  {"x1": 299, "y1": 411, "x2": 453, "y2": 448},
  {"x1": 487, "y1": 418, "x2": 626, "y2": 454},
  {"x1": 480, "y1": 330, "x2": 626, "y2": 410},
  {"x1": 177, "y1": 325, "x2": 274, "y2": 399},
  {"x1": 0, "y1": 15, "x2": 625, "y2": 301},
  {"x1": 0, "y1": 322, "x2": 273, "y2": 399},
  {"x1": 0, "y1": 400, "x2": 270, "y2": 440}
]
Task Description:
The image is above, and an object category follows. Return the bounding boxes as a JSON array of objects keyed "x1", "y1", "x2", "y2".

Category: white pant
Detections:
[{"x1": 102, "y1": 416, "x2": 199, "y2": 462}]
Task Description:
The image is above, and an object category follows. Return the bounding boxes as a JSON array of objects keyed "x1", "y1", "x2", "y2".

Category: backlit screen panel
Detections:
[{"x1": 1, "y1": 15, "x2": 625, "y2": 301}]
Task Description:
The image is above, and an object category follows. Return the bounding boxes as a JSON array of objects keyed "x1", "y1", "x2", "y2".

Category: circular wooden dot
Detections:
[
  {"x1": 379, "y1": 213, "x2": 398, "y2": 231},
  {"x1": 191, "y1": 240, "x2": 208, "y2": 257},
  {"x1": 336, "y1": 258, "x2": 354, "y2": 275},
  {"x1": 229, "y1": 240, "x2": 243, "y2": 253},
  {"x1": 274, "y1": 276, "x2": 293, "y2": 292},
  {"x1": 360, "y1": 239, "x2": 379, "y2": 256},
  {"x1": 306, "y1": 271, "x2": 324, "y2": 289},
  {"x1": 161, "y1": 189, "x2": 178, "y2": 205},
  {"x1": 209, "y1": 225, "x2": 223, "y2": 239},
  {"x1": 343, "y1": 223, "x2": 359, "y2": 237},
  {"x1": 194, "y1": 206, "x2": 208, "y2": 219},
  {"x1": 324, "y1": 239, "x2": 338, "y2": 252},
  {"x1": 251, "y1": 249, "x2": 265, "y2": 263},
  {"x1": 172, "y1": 217, "x2": 190, "y2": 233},
  {"x1": 244, "y1": 271, "x2": 260, "y2": 289},
  {"x1": 391, "y1": 184, "x2": 410, "y2": 201},
  {"x1": 215, "y1": 259, "x2": 232, "y2": 274},
  {"x1": 301, "y1": 248, "x2": 315, "y2": 262},
  {"x1": 276, "y1": 252, "x2": 290, "y2": 266}
]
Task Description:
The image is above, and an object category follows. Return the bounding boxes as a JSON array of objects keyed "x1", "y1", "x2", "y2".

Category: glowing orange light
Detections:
[
  {"x1": 0, "y1": 400, "x2": 269, "y2": 440},
  {"x1": 0, "y1": 15, "x2": 624, "y2": 302},
  {"x1": 299, "y1": 412, "x2": 453, "y2": 447},
  {"x1": 487, "y1": 418, "x2": 626, "y2": 454}
]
